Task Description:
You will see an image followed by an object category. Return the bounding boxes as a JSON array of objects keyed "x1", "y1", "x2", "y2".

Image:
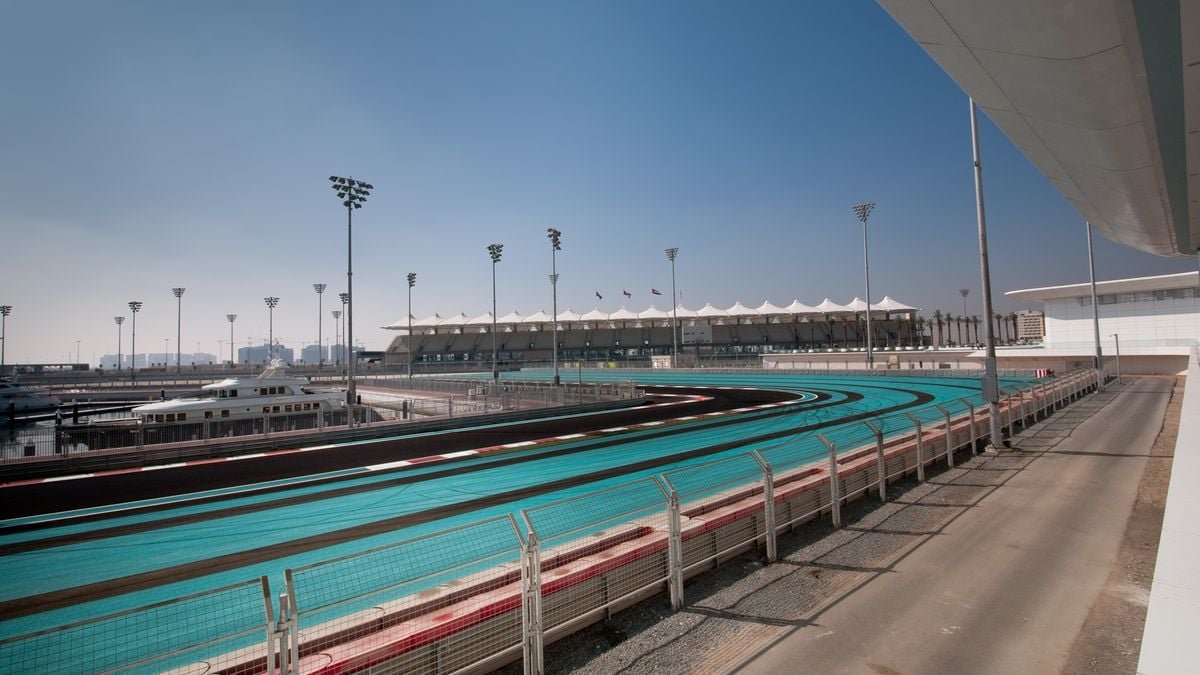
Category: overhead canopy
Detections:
[
  {"x1": 726, "y1": 301, "x2": 758, "y2": 318},
  {"x1": 608, "y1": 307, "x2": 639, "y2": 321},
  {"x1": 756, "y1": 300, "x2": 790, "y2": 316},
  {"x1": 522, "y1": 309, "x2": 554, "y2": 324},
  {"x1": 638, "y1": 305, "x2": 670, "y2": 319},
  {"x1": 465, "y1": 312, "x2": 493, "y2": 326},
  {"x1": 878, "y1": 0, "x2": 1198, "y2": 257},
  {"x1": 412, "y1": 313, "x2": 443, "y2": 328},
  {"x1": 556, "y1": 308, "x2": 581, "y2": 322},
  {"x1": 696, "y1": 303, "x2": 728, "y2": 318},
  {"x1": 580, "y1": 308, "x2": 609, "y2": 322},
  {"x1": 875, "y1": 296, "x2": 920, "y2": 312},
  {"x1": 497, "y1": 310, "x2": 524, "y2": 324}
]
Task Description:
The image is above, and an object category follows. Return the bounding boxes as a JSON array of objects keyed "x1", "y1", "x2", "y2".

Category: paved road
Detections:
[{"x1": 733, "y1": 377, "x2": 1168, "y2": 674}]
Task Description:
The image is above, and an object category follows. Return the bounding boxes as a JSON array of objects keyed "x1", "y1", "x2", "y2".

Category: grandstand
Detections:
[{"x1": 382, "y1": 297, "x2": 922, "y2": 366}]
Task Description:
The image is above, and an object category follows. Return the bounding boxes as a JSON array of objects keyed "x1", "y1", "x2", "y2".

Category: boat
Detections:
[
  {"x1": 0, "y1": 379, "x2": 63, "y2": 417},
  {"x1": 132, "y1": 363, "x2": 344, "y2": 424}
]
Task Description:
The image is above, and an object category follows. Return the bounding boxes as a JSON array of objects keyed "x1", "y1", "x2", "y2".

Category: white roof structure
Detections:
[
  {"x1": 438, "y1": 312, "x2": 470, "y2": 327},
  {"x1": 696, "y1": 303, "x2": 729, "y2": 318},
  {"x1": 522, "y1": 309, "x2": 554, "y2": 324},
  {"x1": 638, "y1": 305, "x2": 670, "y2": 320},
  {"x1": 875, "y1": 296, "x2": 919, "y2": 312},
  {"x1": 384, "y1": 296, "x2": 922, "y2": 330},
  {"x1": 1007, "y1": 271, "x2": 1199, "y2": 302},
  {"x1": 878, "y1": 0, "x2": 1198, "y2": 256}
]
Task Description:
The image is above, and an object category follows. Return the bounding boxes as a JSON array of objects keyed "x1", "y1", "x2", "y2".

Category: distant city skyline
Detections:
[{"x1": 1, "y1": 1, "x2": 1194, "y2": 365}]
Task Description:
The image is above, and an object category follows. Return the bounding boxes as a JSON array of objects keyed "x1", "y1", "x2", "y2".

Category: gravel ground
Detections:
[{"x1": 494, "y1": 377, "x2": 1181, "y2": 674}]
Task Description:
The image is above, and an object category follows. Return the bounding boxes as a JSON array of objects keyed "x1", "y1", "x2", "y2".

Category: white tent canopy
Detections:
[
  {"x1": 522, "y1": 309, "x2": 554, "y2": 324},
  {"x1": 785, "y1": 299, "x2": 820, "y2": 315},
  {"x1": 608, "y1": 307, "x2": 639, "y2": 321},
  {"x1": 438, "y1": 312, "x2": 470, "y2": 327},
  {"x1": 465, "y1": 312, "x2": 494, "y2": 326},
  {"x1": 696, "y1": 303, "x2": 728, "y2": 318},
  {"x1": 756, "y1": 300, "x2": 790, "y2": 316},
  {"x1": 497, "y1": 310, "x2": 524, "y2": 325},
  {"x1": 875, "y1": 296, "x2": 919, "y2": 312},
  {"x1": 412, "y1": 313, "x2": 443, "y2": 328},
  {"x1": 725, "y1": 301, "x2": 758, "y2": 318},
  {"x1": 815, "y1": 298, "x2": 851, "y2": 314},
  {"x1": 580, "y1": 307, "x2": 609, "y2": 322},
  {"x1": 673, "y1": 304, "x2": 699, "y2": 318},
  {"x1": 638, "y1": 305, "x2": 670, "y2": 319},
  {"x1": 556, "y1": 308, "x2": 582, "y2": 322}
]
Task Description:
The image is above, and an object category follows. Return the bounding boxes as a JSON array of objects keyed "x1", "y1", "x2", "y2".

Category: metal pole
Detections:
[
  {"x1": 0, "y1": 306, "x2": 8, "y2": 372},
  {"x1": 666, "y1": 247, "x2": 678, "y2": 368},
  {"x1": 314, "y1": 284, "x2": 325, "y2": 368},
  {"x1": 227, "y1": 314, "x2": 236, "y2": 368},
  {"x1": 488, "y1": 243, "x2": 503, "y2": 383},
  {"x1": 347, "y1": 204, "x2": 356, "y2": 407},
  {"x1": 1111, "y1": 333, "x2": 1121, "y2": 384},
  {"x1": 1087, "y1": 222, "x2": 1104, "y2": 391},
  {"x1": 970, "y1": 98, "x2": 1003, "y2": 448},
  {"x1": 548, "y1": 228, "x2": 561, "y2": 387},
  {"x1": 114, "y1": 316, "x2": 123, "y2": 373},
  {"x1": 172, "y1": 287, "x2": 185, "y2": 373},
  {"x1": 863, "y1": 215, "x2": 874, "y2": 369},
  {"x1": 407, "y1": 273, "x2": 415, "y2": 379}
]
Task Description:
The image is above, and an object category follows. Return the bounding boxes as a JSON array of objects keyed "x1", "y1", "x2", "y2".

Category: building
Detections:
[
  {"x1": 1001, "y1": 272, "x2": 1199, "y2": 375},
  {"x1": 1015, "y1": 310, "x2": 1045, "y2": 342},
  {"x1": 237, "y1": 344, "x2": 295, "y2": 365},
  {"x1": 301, "y1": 344, "x2": 328, "y2": 365}
]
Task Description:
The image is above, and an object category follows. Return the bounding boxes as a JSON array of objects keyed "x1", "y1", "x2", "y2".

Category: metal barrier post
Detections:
[
  {"x1": 961, "y1": 398, "x2": 978, "y2": 454},
  {"x1": 283, "y1": 572, "x2": 300, "y2": 675},
  {"x1": 271, "y1": 592, "x2": 291, "y2": 675},
  {"x1": 818, "y1": 434, "x2": 841, "y2": 528},
  {"x1": 865, "y1": 421, "x2": 886, "y2": 501},
  {"x1": 751, "y1": 451, "x2": 777, "y2": 563},
  {"x1": 935, "y1": 403, "x2": 954, "y2": 468},
  {"x1": 521, "y1": 532, "x2": 544, "y2": 675},
  {"x1": 906, "y1": 413, "x2": 925, "y2": 482},
  {"x1": 667, "y1": 488, "x2": 684, "y2": 609}
]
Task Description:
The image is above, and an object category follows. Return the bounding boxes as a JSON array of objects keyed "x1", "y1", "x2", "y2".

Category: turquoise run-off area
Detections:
[{"x1": 0, "y1": 371, "x2": 1032, "y2": 663}]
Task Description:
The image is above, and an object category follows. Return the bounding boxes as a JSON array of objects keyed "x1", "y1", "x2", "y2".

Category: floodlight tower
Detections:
[
  {"x1": 113, "y1": 316, "x2": 124, "y2": 372},
  {"x1": 547, "y1": 228, "x2": 562, "y2": 386},
  {"x1": 226, "y1": 314, "x2": 237, "y2": 367},
  {"x1": 128, "y1": 301, "x2": 143, "y2": 379},
  {"x1": 488, "y1": 243, "x2": 504, "y2": 382},
  {"x1": 407, "y1": 273, "x2": 416, "y2": 379},
  {"x1": 331, "y1": 310, "x2": 342, "y2": 367},
  {"x1": 264, "y1": 297, "x2": 279, "y2": 360},
  {"x1": 665, "y1": 247, "x2": 679, "y2": 368},
  {"x1": 852, "y1": 203, "x2": 876, "y2": 369},
  {"x1": 0, "y1": 305, "x2": 12, "y2": 373},
  {"x1": 338, "y1": 292, "x2": 349, "y2": 376},
  {"x1": 328, "y1": 175, "x2": 373, "y2": 407},
  {"x1": 171, "y1": 288, "x2": 185, "y2": 372},
  {"x1": 313, "y1": 283, "x2": 326, "y2": 367}
]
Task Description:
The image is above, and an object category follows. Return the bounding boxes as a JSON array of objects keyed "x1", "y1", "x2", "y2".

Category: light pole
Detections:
[
  {"x1": 338, "y1": 292, "x2": 349, "y2": 378},
  {"x1": 163, "y1": 338, "x2": 169, "y2": 366},
  {"x1": 170, "y1": 287, "x2": 185, "y2": 373},
  {"x1": 0, "y1": 305, "x2": 11, "y2": 374},
  {"x1": 313, "y1": 283, "x2": 326, "y2": 368},
  {"x1": 488, "y1": 243, "x2": 504, "y2": 382},
  {"x1": 329, "y1": 175, "x2": 372, "y2": 408},
  {"x1": 407, "y1": 272, "x2": 416, "y2": 379},
  {"x1": 959, "y1": 288, "x2": 969, "y2": 318},
  {"x1": 264, "y1": 297, "x2": 279, "y2": 362},
  {"x1": 665, "y1": 247, "x2": 679, "y2": 368},
  {"x1": 128, "y1": 301, "x2": 143, "y2": 379},
  {"x1": 547, "y1": 228, "x2": 562, "y2": 386},
  {"x1": 1086, "y1": 222, "x2": 1104, "y2": 392},
  {"x1": 970, "y1": 97, "x2": 1003, "y2": 448},
  {"x1": 226, "y1": 314, "x2": 237, "y2": 367},
  {"x1": 332, "y1": 309, "x2": 342, "y2": 368},
  {"x1": 1110, "y1": 333, "x2": 1121, "y2": 384},
  {"x1": 114, "y1": 316, "x2": 124, "y2": 372},
  {"x1": 852, "y1": 203, "x2": 876, "y2": 369}
]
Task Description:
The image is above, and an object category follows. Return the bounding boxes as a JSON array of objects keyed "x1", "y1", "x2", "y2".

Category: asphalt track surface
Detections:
[{"x1": 0, "y1": 373, "x2": 1027, "y2": 651}]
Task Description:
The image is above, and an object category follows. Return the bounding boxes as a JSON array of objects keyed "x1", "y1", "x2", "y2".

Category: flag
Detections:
[
  {"x1": 651, "y1": 288, "x2": 662, "y2": 295},
  {"x1": 595, "y1": 291, "x2": 603, "y2": 300},
  {"x1": 623, "y1": 289, "x2": 631, "y2": 298}
]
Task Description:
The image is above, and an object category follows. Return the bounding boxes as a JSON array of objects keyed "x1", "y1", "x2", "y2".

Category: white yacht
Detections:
[
  {"x1": 132, "y1": 365, "x2": 344, "y2": 424},
  {"x1": 0, "y1": 380, "x2": 63, "y2": 416}
]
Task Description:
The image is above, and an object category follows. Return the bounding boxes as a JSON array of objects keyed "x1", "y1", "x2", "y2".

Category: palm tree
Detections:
[
  {"x1": 945, "y1": 312, "x2": 956, "y2": 346},
  {"x1": 994, "y1": 312, "x2": 1005, "y2": 343},
  {"x1": 932, "y1": 310, "x2": 944, "y2": 348},
  {"x1": 971, "y1": 315, "x2": 981, "y2": 345},
  {"x1": 956, "y1": 314, "x2": 965, "y2": 346},
  {"x1": 914, "y1": 315, "x2": 925, "y2": 347},
  {"x1": 1008, "y1": 312, "x2": 1019, "y2": 344}
]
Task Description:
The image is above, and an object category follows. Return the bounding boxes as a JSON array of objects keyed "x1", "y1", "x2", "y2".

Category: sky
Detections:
[{"x1": 1, "y1": 0, "x2": 1195, "y2": 366}]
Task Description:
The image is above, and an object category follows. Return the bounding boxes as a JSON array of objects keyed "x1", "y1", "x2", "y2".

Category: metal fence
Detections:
[
  {"x1": 2, "y1": 370, "x2": 1101, "y2": 674},
  {"x1": 0, "y1": 577, "x2": 274, "y2": 674}
]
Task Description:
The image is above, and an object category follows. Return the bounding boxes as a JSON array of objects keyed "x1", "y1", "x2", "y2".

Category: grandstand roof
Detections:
[{"x1": 384, "y1": 296, "x2": 922, "y2": 330}]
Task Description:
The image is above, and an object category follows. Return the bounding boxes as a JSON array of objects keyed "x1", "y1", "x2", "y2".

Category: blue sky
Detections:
[{"x1": 1, "y1": 0, "x2": 1194, "y2": 365}]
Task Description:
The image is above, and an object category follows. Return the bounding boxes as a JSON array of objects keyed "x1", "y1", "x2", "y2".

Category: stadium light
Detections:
[
  {"x1": 264, "y1": 297, "x2": 279, "y2": 361},
  {"x1": 331, "y1": 309, "x2": 342, "y2": 367},
  {"x1": 113, "y1": 316, "x2": 124, "y2": 372},
  {"x1": 226, "y1": 314, "x2": 237, "y2": 367},
  {"x1": 488, "y1": 243, "x2": 504, "y2": 382},
  {"x1": 407, "y1": 272, "x2": 416, "y2": 379},
  {"x1": 313, "y1": 283, "x2": 327, "y2": 367},
  {"x1": 851, "y1": 203, "x2": 875, "y2": 370},
  {"x1": 665, "y1": 247, "x2": 679, "y2": 368},
  {"x1": 128, "y1": 301, "x2": 143, "y2": 379},
  {"x1": 1, "y1": 305, "x2": 12, "y2": 373},
  {"x1": 548, "y1": 228, "x2": 562, "y2": 387},
  {"x1": 171, "y1": 288, "x2": 185, "y2": 373},
  {"x1": 338, "y1": 292, "x2": 348, "y2": 376},
  {"x1": 328, "y1": 175, "x2": 372, "y2": 409}
]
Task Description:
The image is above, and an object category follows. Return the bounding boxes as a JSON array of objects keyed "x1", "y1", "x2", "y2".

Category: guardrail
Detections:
[{"x1": 0, "y1": 370, "x2": 1101, "y2": 673}]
